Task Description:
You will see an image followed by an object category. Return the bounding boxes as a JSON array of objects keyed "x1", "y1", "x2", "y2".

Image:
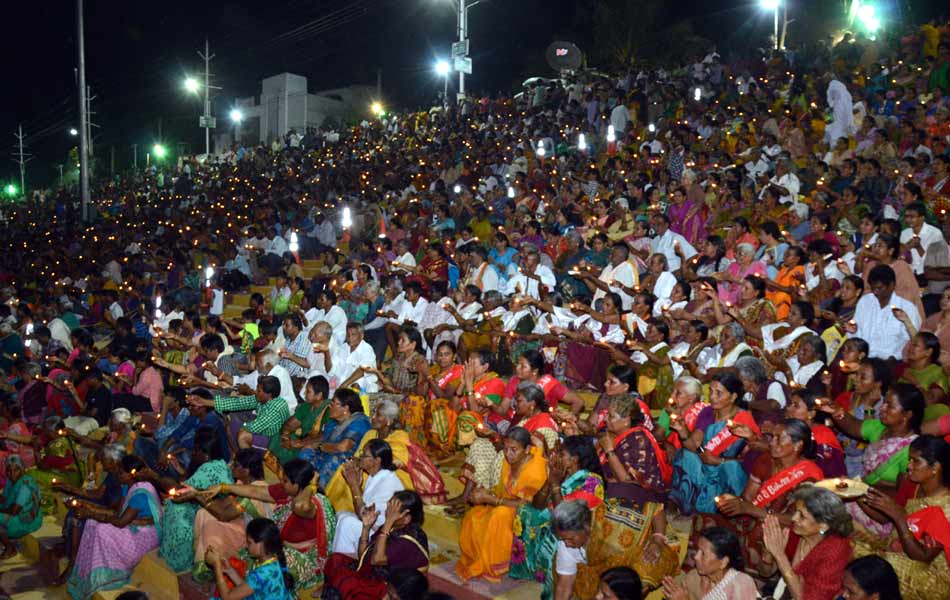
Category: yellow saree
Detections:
[{"x1": 455, "y1": 446, "x2": 547, "y2": 582}]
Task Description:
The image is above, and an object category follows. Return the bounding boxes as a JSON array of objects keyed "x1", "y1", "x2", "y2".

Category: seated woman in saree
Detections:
[
  {"x1": 510, "y1": 435, "x2": 605, "y2": 594},
  {"x1": 0, "y1": 455, "x2": 42, "y2": 559},
  {"x1": 0, "y1": 405, "x2": 35, "y2": 487},
  {"x1": 456, "y1": 426, "x2": 547, "y2": 582},
  {"x1": 364, "y1": 327, "x2": 428, "y2": 447},
  {"x1": 326, "y1": 400, "x2": 445, "y2": 512},
  {"x1": 188, "y1": 449, "x2": 272, "y2": 582},
  {"x1": 851, "y1": 435, "x2": 950, "y2": 600},
  {"x1": 25, "y1": 416, "x2": 81, "y2": 513},
  {"x1": 829, "y1": 382, "x2": 925, "y2": 539},
  {"x1": 66, "y1": 455, "x2": 161, "y2": 600},
  {"x1": 669, "y1": 372, "x2": 760, "y2": 515},
  {"x1": 298, "y1": 388, "x2": 371, "y2": 488},
  {"x1": 897, "y1": 332, "x2": 949, "y2": 419},
  {"x1": 589, "y1": 395, "x2": 680, "y2": 590},
  {"x1": 322, "y1": 491, "x2": 429, "y2": 600},
  {"x1": 269, "y1": 375, "x2": 331, "y2": 466},
  {"x1": 572, "y1": 363, "x2": 654, "y2": 436},
  {"x1": 53, "y1": 444, "x2": 128, "y2": 585},
  {"x1": 197, "y1": 458, "x2": 335, "y2": 591},
  {"x1": 505, "y1": 349, "x2": 586, "y2": 415},
  {"x1": 332, "y1": 439, "x2": 405, "y2": 556},
  {"x1": 761, "y1": 486, "x2": 854, "y2": 600},
  {"x1": 621, "y1": 320, "x2": 676, "y2": 410},
  {"x1": 204, "y1": 517, "x2": 294, "y2": 600},
  {"x1": 655, "y1": 376, "x2": 705, "y2": 452},
  {"x1": 695, "y1": 419, "x2": 824, "y2": 577},
  {"x1": 454, "y1": 382, "x2": 557, "y2": 511},
  {"x1": 418, "y1": 340, "x2": 465, "y2": 455},
  {"x1": 783, "y1": 389, "x2": 846, "y2": 477},
  {"x1": 453, "y1": 351, "x2": 509, "y2": 502},
  {"x1": 660, "y1": 526, "x2": 758, "y2": 600},
  {"x1": 156, "y1": 425, "x2": 234, "y2": 573}
]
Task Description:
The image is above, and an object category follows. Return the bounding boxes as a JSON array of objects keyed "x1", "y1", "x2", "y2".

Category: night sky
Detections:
[{"x1": 1, "y1": 0, "x2": 943, "y2": 187}]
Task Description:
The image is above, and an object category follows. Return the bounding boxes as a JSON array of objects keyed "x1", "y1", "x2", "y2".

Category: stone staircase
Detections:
[{"x1": 221, "y1": 259, "x2": 324, "y2": 319}]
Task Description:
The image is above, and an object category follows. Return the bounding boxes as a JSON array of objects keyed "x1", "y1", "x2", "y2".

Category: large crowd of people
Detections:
[{"x1": 0, "y1": 15, "x2": 949, "y2": 600}]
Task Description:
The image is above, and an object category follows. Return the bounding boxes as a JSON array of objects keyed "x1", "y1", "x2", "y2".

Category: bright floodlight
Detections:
[
  {"x1": 760, "y1": 0, "x2": 779, "y2": 9},
  {"x1": 694, "y1": 87, "x2": 702, "y2": 101},
  {"x1": 342, "y1": 206, "x2": 353, "y2": 229},
  {"x1": 69, "y1": 128, "x2": 79, "y2": 136},
  {"x1": 536, "y1": 140, "x2": 546, "y2": 158},
  {"x1": 578, "y1": 133, "x2": 587, "y2": 152},
  {"x1": 371, "y1": 102, "x2": 384, "y2": 116},
  {"x1": 507, "y1": 186, "x2": 516, "y2": 199},
  {"x1": 229, "y1": 109, "x2": 244, "y2": 123},
  {"x1": 453, "y1": 184, "x2": 462, "y2": 194},
  {"x1": 153, "y1": 144, "x2": 167, "y2": 158},
  {"x1": 4, "y1": 184, "x2": 17, "y2": 197},
  {"x1": 435, "y1": 60, "x2": 451, "y2": 77},
  {"x1": 648, "y1": 123, "x2": 656, "y2": 133},
  {"x1": 858, "y1": 4, "x2": 880, "y2": 31},
  {"x1": 606, "y1": 125, "x2": 616, "y2": 143},
  {"x1": 184, "y1": 77, "x2": 200, "y2": 93},
  {"x1": 289, "y1": 231, "x2": 299, "y2": 253}
]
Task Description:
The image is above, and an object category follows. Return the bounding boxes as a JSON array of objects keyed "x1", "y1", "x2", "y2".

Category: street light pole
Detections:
[
  {"x1": 77, "y1": 0, "x2": 90, "y2": 222},
  {"x1": 773, "y1": 5, "x2": 779, "y2": 50},
  {"x1": 199, "y1": 39, "x2": 215, "y2": 157},
  {"x1": 457, "y1": 0, "x2": 466, "y2": 100}
]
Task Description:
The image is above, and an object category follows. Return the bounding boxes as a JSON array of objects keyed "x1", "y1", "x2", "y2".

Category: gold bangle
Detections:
[{"x1": 220, "y1": 483, "x2": 230, "y2": 493}]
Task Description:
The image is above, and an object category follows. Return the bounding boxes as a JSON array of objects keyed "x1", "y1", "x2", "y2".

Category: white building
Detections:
[{"x1": 219, "y1": 73, "x2": 377, "y2": 148}]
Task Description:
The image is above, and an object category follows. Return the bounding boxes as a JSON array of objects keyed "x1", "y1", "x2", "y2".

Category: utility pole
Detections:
[
  {"x1": 77, "y1": 0, "x2": 90, "y2": 222},
  {"x1": 57, "y1": 164, "x2": 64, "y2": 187},
  {"x1": 132, "y1": 144, "x2": 138, "y2": 169},
  {"x1": 199, "y1": 39, "x2": 215, "y2": 157},
  {"x1": 86, "y1": 86, "x2": 98, "y2": 158},
  {"x1": 110, "y1": 145, "x2": 115, "y2": 176},
  {"x1": 12, "y1": 125, "x2": 32, "y2": 198},
  {"x1": 457, "y1": 0, "x2": 466, "y2": 100}
]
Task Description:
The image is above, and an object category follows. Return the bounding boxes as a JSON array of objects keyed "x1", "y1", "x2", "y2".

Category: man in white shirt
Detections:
[
  {"x1": 504, "y1": 248, "x2": 556, "y2": 300},
  {"x1": 307, "y1": 289, "x2": 347, "y2": 344},
  {"x1": 260, "y1": 226, "x2": 290, "y2": 274},
  {"x1": 550, "y1": 499, "x2": 592, "y2": 600},
  {"x1": 463, "y1": 246, "x2": 499, "y2": 292},
  {"x1": 391, "y1": 239, "x2": 417, "y2": 274},
  {"x1": 743, "y1": 147, "x2": 771, "y2": 180},
  {"x1": 335, "y1": 322, "x2": 379, "y2": 393},
  {"x1": 649, "y1": 213, "x2": 697, "y2": 271},
  {"x1": 609, "y1": 97, "x2": 630, "y2": 135},
  {"x1": 309, "y1": 213, "x2": 338, "y2": 251},
  {"x1": 763, "y1": 158, "x2": 800, "y2": 205},
  {"x1": 304, "y1": 321, "x2": 346, "y2": 389},
  {"x1": 899, "y1": 201, "x2": 944, "y2": 275},
  {"x1": 591, "y1": 243, "x2": 639, "y2": 310},
  {"x1": 849, "y1": 264, "x2": 921, "y2": 360},
  {"x1": 380, "y1": 281, "x2": 429, "y2": 356}
]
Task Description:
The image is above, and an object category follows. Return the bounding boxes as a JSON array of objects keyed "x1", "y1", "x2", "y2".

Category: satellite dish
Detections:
[{"x1": 545, "y1": 41, "x2": 583, "y2": 72}]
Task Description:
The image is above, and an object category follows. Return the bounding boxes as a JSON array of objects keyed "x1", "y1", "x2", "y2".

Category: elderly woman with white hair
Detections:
[
  {"x1": 325, "y1": 398, "x2": 445, "y2": 513},
  {"x1": 0, "y1": 455, "x2": 42, "y2": 558},
  {"x1": 656, "y1": 376, "x2": 706, "y2": 450},
  {"x1": 714, "y1": 242, "x2": 767, "y2": 306}
]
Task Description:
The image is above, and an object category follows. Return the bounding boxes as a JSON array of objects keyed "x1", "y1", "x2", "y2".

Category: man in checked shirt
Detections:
[{"x1": 188, "y1": 375, "x2": 290, "y2": 451}]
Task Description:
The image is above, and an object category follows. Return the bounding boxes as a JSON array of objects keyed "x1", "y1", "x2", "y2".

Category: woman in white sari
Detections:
[{"x1": 662, "y1": 526, "x2": 757, "y2": 600}]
